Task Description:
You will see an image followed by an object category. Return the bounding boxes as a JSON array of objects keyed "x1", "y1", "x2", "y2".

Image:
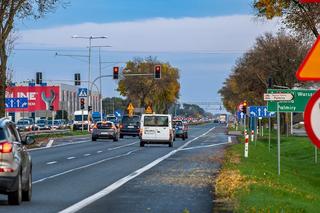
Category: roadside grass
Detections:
[{"x1": 215, "y1": 133, "x2": 320, "y2": 212}]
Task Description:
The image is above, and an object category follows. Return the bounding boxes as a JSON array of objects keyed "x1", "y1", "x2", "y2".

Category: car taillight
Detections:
[
  {"x1": 119, "y1": 124, "x2": 123, "y2": 129},
  {"x1": 0, "y1": 142, "x2": 12, "y2": 153},
  {"x1": 93, "y1": 124, "x2": 97, "y2": 129},
  {"x1": 0, "y1": 168, "x2": 14, "y2": 173}
]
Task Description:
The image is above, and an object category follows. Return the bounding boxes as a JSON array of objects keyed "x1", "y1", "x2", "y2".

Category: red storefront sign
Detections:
[{"x1": 5, "y1": 86, "x2": 60, "y2": 112}]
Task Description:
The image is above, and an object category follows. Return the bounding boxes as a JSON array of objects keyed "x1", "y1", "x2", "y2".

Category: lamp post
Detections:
[{"x1": 71, "y1": 35, "x2": 107, "y2": 110}]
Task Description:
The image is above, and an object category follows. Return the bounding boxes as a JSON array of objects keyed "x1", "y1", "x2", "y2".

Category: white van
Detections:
[{"x1": 140, "y1": 114, "x2": 174, "y2": 147}]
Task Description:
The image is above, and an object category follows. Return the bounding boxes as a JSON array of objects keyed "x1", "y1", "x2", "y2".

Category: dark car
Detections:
[
  {"x1": 119, "y1": 115, "x2": 141, "y2": 138},
  {"x1": 92, "y1": 121, "x2": 119, "y2": 142},
  {"x1": 0, "y1": 118, "x2": 33, "y2": 205},
  {"x1": 173, "y1": 120, "x2": 188, "y2": 140}
]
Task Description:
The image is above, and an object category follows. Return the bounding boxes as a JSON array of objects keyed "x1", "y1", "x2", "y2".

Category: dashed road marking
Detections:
[
  {"x1": 97, "y1": 151, "x2": 103, "y2": 154},
  {"x1": 107, "y1": 141, "x2": 139, "y2": 151},
  {"x1": 46, "y1": 161, "x2": 58, "y2": 165},
  {"x1": 84, "y1": 154, "x2": 91, "y2": 157},
  {"x1": 46, "y1": 139, "x2": 54, "y2": 148},
  {"x1": 67, "y1": 157, "x2": 76, "y2": 160}
]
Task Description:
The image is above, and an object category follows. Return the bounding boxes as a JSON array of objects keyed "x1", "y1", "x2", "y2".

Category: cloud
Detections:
[{"x1": 18, "y1": 15, "x2": 281, "y2": 52}]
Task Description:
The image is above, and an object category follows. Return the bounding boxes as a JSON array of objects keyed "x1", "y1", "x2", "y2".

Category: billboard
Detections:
[{"x1": 5, "y1": 86, "x2": 60, "y2": 112}]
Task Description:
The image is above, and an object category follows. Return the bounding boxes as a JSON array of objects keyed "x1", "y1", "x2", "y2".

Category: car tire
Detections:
[
  {"x1": 22, "y1": 171, "x2": 32, "y2": 202},
  {"x1": 186, "y1": 133, "x2": 188, "y2": 139},
  {"x1": 182, "y1": 135, "x2": 186, "y2": 141},
  {"x1": 8, "y1": 173, "x2": 22, "y2": 205},
  {"x1": 140, "y1": 141, "x2": 145, "y2": 147},
  {"x1": 120, "y1": 134, "x2": 124, "y2": 139},
  {"x1": 113, "y1": 136, "x2": 119, "y2": 142},
  {"x1": 92, "y1": 137, "x2": 97, "y2": 141},
  {"x1": 169, "y1": 141, "x2": 173, "y2": 147}
]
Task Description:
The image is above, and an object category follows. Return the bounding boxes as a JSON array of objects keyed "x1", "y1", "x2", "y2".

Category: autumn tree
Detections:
[
  {"x1": 219, "y1": 32, "x2": 309, "y2": 113},
  {"x1": 0, "y1": 0, "x2": 64, "y2": 117},
  {"x1": 253, "y1": 0, "x2": 320, "y2": 39},
  {"x1": 118, "y1": 57, "x2": 180, "y2": 114}
]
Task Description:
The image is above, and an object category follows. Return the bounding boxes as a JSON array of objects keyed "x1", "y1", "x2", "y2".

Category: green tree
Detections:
[
  {"x1": 102, "y1": 97, "x2": 128, "y2": 115},
  {"x1": 118, "y1": 57, "x2": 180, "y2": 114},
  {"x1": 0, "y1": 0, "x2": 65, "y2": 117},
  {"x1": 219, "y1": 32, "x2": 309, "y2": 113},
  {"x1": 253, "y1": 0, "x2": 320, "y2": 38},
  {"x1": 55, "y1": 110, "x2": 68, "y2": 120}
]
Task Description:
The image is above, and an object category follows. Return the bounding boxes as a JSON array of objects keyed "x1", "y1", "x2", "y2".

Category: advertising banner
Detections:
[{"x1": 5, "y1": 86, "x2": 60, "y2": 112}]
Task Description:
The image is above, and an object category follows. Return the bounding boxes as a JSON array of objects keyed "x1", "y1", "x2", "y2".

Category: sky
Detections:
[{"x1": 10, "y1": 0, "x2": 281, "y2": 113}]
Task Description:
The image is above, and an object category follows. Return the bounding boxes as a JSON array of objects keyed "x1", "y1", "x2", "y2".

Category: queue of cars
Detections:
[
  {"x1": 90, "y1": 113, "x2": 189, "y2": 148},
  {"x1": 15, "y1": 118, "x2": 70, "y2": 132}
]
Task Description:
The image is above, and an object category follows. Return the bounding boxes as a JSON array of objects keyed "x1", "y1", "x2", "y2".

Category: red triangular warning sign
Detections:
[{"x1": 296, "y1": 36, "x2": 320, "y2": 81}]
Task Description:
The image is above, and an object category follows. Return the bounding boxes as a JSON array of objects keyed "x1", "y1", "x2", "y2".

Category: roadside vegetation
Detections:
[{"x1": 215, "y1": 133, "x2": 320, "y2": 212}]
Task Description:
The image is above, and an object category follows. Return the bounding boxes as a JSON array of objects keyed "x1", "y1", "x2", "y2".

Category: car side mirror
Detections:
[{"x1": 22, "y1": 136, "x2": 35, "y2": 145}]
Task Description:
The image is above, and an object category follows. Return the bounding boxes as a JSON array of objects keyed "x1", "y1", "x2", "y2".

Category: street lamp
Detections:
[
  {"x1": 71, "y1": 35, "x2": 107, "y2": 105},
  {"x1": 72, "y1": 35, "x2": 107, "y2": 130}
]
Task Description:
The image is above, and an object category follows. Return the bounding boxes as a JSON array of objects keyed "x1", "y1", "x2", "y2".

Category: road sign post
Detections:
[
  {"x1": 244, "y1": 134, "x2": 249, "y2": 158},
  {"x1": 277, "y1": 102, "x2": 281, "y2": 176},
  {"x1": 268, "y1": 117, "x2": 271, "y2": 152}
]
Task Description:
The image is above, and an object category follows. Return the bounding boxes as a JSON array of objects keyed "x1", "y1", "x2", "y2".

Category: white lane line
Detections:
[
  {"x1": 180, "y1": 141, "x2": 231, "y2": 151},
  {"x1": 46, "y1": 139, "x2": 54, "y2": 148},
  {"x1": 97, "y1": 151, "x2": 103, "y2": 154},
  {"x1": 46, "y1": 161, "x2": 57, "y2": 165},
  {"x1": 32, "y1": 149, "x2": 140, "y2": 185},
  {"x1": 108, "y1": 141, "x2": 139, "y2": 151},
  {"x1": 84, "y1": 154, "x2": 91, "y2": 157},
  {"x1": 67, "y1": 157, "x2": 76, "y2": 160},
  {"x1": 59, "y1": 127, "x2": 215, "y2": 213},
  {"x1": 29, "y1": 140, "x2": 91, "y2": 152}
]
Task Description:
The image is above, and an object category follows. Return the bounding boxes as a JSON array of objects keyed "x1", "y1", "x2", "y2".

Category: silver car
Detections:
[
  {"x1": 0, "y1": 118, "x2": 33, "y2": 205},
  {"x1": 92, "y1": 121, "x2": 119, "y2": 142}
]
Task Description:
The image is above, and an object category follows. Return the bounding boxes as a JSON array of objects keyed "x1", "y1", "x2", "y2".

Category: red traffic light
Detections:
[
  {"x1": 113, "y1": 67, "x2": 119, "y2": 79},
  {"x1": 154, "y1": 65, "x2": 161, "y2": 79}
]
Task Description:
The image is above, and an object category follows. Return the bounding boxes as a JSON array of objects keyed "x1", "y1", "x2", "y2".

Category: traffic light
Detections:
[
  {"x1": 88, "y1": 106, "x2": 92, "y2": 112},
  {"x1": 49, "y1": 105, "x2": 54, "y2": 111},
  {"x1": 154, "y1": 65, "x2": 161, "y2": 79},
  {"x1": 268, "y1": 77, "x2": 273, "y2": 89},
  {"x1": 243, "y1": 101, "x2": 248, "y2": 114},
  {"x1": 113, "y1": 67, "x2": 119, "y2": 80},
  {"x1": 80, "y1": 98, "x2": 85, "y2": 110},
  {"x1": 36, "y1": 72, "x2": 42, "y2": 84},
  {"x1": 75, "y1": 73, "x2": 81, "y2": 86}
]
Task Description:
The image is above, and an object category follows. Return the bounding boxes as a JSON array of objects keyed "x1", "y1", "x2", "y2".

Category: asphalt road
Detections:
[{"x1": 0, "y1": 123, "x2": 229, "y2": 213}]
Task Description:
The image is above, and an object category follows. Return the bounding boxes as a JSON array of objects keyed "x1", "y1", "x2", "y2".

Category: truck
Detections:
[
  {"x1": 92, "y1": 111, "x2": 105, "y2": 123},
  {"x1": 73, "y1": 110, "x2": 90, "y2": 130}
]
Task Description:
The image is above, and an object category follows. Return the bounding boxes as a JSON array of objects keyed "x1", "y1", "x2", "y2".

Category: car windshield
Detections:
[
  {"x1": 17, "y1": 120, "x2": 30, "y2": 125},
  {"x1": 97, "y1": 122, "x2": 113, "y2": 129},
  {"x1": 122, "y1": 116, "x2": 140, "y2": 124},
  {"x1": 37, "y1": 120, "x2": 46, "y2": 124},
  {"x1": 144, "y1": 116, "x2": 169, "y2": 127},
  {"x1": 107, "y1": 117, "x2": 117, "y2": 123},
  {"x1": 0, "y1": 128, "x2": 6, "y2": 140},
  {"x1": 54, "y1": 121, "x2": 61, "y2": 125},
  {"x1": 75, "y1": 115, "x2": 88, "y2": 121}
]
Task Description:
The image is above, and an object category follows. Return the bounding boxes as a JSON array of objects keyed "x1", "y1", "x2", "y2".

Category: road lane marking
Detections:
[
  {"x1": 59, "y1": 126, "x2": 216, "y2": 213},
  {"x1": 46, "y1": 139, "x2": 54, "y2": 148},
  {"x1": 180, "y1": 141, "x2": 231, "y2": 151},
  {"x1": 32, "y1": 149, "x2": 140, "y2": 185},
  {"x1": 67, "y1": 157, "x2": 76, "y2": 160},
  {"x1": 107, "y1": 141, "x2": 139, "y2": 151},
  {"x1": 84, "y1": 154, "x2": 91, "y2": 157},
  {"x1": 46, "y1": 161, "x2": 57, "y2": 165},
  {"x1": 97, "y1": 151, "x2": 103, "y2": 154}
]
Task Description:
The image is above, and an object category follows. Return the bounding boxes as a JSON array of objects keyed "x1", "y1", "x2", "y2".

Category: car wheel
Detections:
[
  {"x1": 169, "y1": 141, "x2": 173, "y2": 147},
  {"x1": 22, "y1": 171, "x2": 32, "y2": 202},
  {"x1": 8, "y1": 173, "x2": 22, "y2": 205},
  {"x1": 92, "y1": 137, "x2": 97, "y2": 141},
  {"x1": 182, "y1": 135, "x2": 185, "y2": 141},
  {"x1": 120, "y1": 134, "x2": 123, "y2": 139},
  {"x1": 140, "y1": 141, "x2": 145, "y2": 147},
  {"x1": 186, "y1": 133, "x2": 188, "y2": 139},
  {"x1": 113, "y1": 136, "x2": 119, "y2": 142}
]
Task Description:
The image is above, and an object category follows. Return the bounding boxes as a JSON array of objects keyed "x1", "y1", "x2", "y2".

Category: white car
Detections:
[{"x1": 140, "y1": 114, "x2": 175, "y2": 147}]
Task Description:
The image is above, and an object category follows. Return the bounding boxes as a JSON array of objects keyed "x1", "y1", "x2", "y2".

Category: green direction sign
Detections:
[{"x1": 267, "y1": 89, "x2": 316, "y2": 112}]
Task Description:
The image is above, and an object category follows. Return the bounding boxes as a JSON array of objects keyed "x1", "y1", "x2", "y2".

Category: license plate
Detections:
[
  {"x1": 128, "y1": 126, "x2": 134, "y2": 128},
  {"x1": 101, "y1": 132, "x2": 111, "y2": 135},
  {"x1": 145, "y1": 130, "x2": 155, "y2": 134}
]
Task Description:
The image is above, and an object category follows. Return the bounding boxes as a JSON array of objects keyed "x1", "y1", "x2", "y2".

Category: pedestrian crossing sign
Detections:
[{"x1": 78, "y1": 88, "x2": 88, "y2": 97}]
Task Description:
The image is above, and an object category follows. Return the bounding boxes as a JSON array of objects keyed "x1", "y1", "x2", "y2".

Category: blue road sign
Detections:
[
  {"x1": 115, "y1": 110, "x2": 123, "y2": 117},
  {"x1": 249, "y1": 106, "x2": 276, "y2": 118},
  {"x1": 78, "y1": 88, "x2": 88, "y2": 97},
  {"x1": 237, "y1": 111, "x2": 245, "y2": 120},
  {"x1": 5, "y1": 98, "x2": 28, "y2": 109}
]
